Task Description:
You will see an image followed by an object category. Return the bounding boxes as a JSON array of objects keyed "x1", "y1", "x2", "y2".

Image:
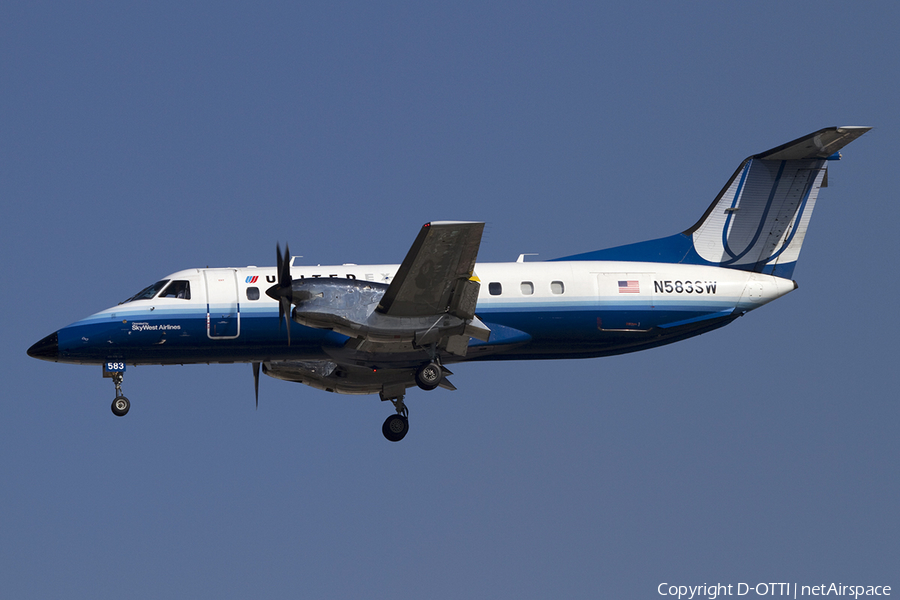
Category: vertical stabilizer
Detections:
[
  {"x1": 684, "y1": 126, "x2": 871, "y2": 278},
  {"x1": 556, "y1": 127, "x2": 871, "y2": 279}
]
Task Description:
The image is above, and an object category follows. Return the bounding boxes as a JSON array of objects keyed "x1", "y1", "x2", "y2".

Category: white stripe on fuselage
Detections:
[
  {"x1": 209, "y1": 260, "x2": 793, "y2": 313},
  {"x1": 81, "y1": 260, "x2": 794, "y2": 326}
]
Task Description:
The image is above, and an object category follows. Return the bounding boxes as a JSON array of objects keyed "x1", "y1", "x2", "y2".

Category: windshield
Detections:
[
  {"x1": 159, "y1": 280, "x2": 191, "y2": 299},
  {"x1": 121, "y1": 280, "x2": 170, "y2": 304}
]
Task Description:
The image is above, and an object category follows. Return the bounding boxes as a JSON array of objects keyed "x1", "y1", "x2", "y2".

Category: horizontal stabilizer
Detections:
[{"x1": 756, "y1": 126, "x2": 871, "y2": 160}]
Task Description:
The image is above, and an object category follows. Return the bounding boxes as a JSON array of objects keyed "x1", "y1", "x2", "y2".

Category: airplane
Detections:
[{"x1": 28, "y1": 126, "x2": 870, "y2": 441}]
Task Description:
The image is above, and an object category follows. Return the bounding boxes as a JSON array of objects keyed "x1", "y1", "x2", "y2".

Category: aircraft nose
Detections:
[{"x1": 27, "y1": 332, "x2": 59, "y2": 361}]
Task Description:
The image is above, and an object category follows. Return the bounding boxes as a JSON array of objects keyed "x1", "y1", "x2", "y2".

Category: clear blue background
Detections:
[{"x1": 2, "y1": 2, "x2": 897, "y2": 598}]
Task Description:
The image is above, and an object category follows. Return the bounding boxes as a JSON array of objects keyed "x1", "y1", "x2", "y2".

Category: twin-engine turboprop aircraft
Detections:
[{"x1": 28, "y1": 126, "x2": 870, "y2": 441}]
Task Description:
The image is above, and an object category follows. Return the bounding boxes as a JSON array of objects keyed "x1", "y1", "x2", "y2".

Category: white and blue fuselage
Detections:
[{"x1": 46, "y1": 260, "x2": 793, "y2": 366}]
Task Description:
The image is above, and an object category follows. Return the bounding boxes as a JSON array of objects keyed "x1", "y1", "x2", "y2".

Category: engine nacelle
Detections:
[{"x1": 286, "y1": 278, "x2": 489, "y2": 355}]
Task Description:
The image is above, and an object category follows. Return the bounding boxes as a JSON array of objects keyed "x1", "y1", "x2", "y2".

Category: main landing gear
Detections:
[
  {"x1": 106, "y1": 371, "x2": 130, "y2": 417},
  {"x1": 380, "y1": 360, "x2": 452, "y2": 442},
  {"x1": 415, "y1": 361, "x2": 443, "y2": 391},
  {"x1": 382, "y1": 412, "x2": 409, "y2": 442},
  {"x1": 380, "y1": 390, "x2": 409, "y2": 442}
]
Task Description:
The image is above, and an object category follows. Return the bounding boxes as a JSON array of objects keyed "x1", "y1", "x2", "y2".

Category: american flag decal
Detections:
[{"x1": 618, "y1": 280, "x2": 640, "y2": 294}]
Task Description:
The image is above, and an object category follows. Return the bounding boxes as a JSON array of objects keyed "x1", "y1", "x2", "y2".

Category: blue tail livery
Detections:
[{"x1": 558, "y1": 126, "x2": 871, "y2": 279}]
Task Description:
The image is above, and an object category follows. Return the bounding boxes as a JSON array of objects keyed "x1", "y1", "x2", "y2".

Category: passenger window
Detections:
[
  {"x1": 159, "y1": 280, "x2": 191, "y2": 299},
  {"x1": 520, "y1": 281, "x2": 534, "y2": 295},
  {"x1": 489, "y1": 282, "x2": 502, "y2": 296},
  {"x1": 247, "y1": 287, "x2": 260, "y2": 301},
  {"x1": 550, "y1": 281, "x2": 565, "y2": 294}
]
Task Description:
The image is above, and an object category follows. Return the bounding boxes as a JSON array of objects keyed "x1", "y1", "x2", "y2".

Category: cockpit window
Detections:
[
  {"x1": 159, "y1": 280, "x2": 191, "y2": 299},
  {"x1": 121, "y1": 280, "x2": 170, "y2": 304}
]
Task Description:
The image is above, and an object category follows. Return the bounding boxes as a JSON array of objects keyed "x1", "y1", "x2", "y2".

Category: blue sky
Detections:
[{"x1": 3, "y1": 2, "x2": 898, "y2": 598}]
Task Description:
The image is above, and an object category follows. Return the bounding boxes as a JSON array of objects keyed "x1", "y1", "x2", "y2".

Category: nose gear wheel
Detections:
[
  {"x1": 109, "y1": 372, "x2": 130, "y2": 417},
  {"x1": 111, "y1": 395, "x2": 130, "y2": 417}
]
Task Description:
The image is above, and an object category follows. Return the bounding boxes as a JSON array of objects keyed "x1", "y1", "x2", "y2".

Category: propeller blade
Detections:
[
  {"x1": 275, "y1": 241, "x2": 284, "y2": 286},
  {"x1": 280, "y1": 296, "x2": 292, "y2": 346},
  {"x1": 281, "y1": 243, "x2": 291, "y2": 286},
  {"x1": 267, "y1": 243, "x2": 294, "y2": 346},
  {"x1": 252, "y1": 362, "x2": 260, "y2": 409}
]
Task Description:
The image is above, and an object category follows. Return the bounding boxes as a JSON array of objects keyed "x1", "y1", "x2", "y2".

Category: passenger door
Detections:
[{"x1": 204, "y1": 269, "x2": 240, "y2": 339}]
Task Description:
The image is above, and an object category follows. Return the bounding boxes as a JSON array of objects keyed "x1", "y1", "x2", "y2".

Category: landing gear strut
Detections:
[
  {"x1": 108, "y1": 371, "x2": 130, "y2": 417},
  {"x1": 380, "y1": 390, "x2": 409, "y2": 442}
]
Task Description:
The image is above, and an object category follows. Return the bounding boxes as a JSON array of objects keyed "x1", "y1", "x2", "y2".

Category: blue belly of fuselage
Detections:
[{"x1": 53, "y1": 299, "x2": 737, "y2": 366}]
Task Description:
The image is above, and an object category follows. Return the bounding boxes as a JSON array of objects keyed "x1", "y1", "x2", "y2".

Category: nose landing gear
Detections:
[
  {"x1": 103, "y1": 364, "x2": 130, "y2": 417},
  {"x1": 111, "y1": 391, "x2": 131, "y2": 417}
]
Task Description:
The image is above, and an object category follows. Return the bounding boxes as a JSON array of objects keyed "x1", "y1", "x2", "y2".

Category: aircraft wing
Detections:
[{"x1": 376, "y1": 221, "x2": 485, "y2": 318}]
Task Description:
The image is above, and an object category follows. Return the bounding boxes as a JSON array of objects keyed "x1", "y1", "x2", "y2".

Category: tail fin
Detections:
[{"x1": 558, "y1": 126, "x2": 871, "y2": 278}]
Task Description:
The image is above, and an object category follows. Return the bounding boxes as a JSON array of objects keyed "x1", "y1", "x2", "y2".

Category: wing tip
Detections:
[{"x1": 426, "y1": 220, "x2": 485, "y2": 227}]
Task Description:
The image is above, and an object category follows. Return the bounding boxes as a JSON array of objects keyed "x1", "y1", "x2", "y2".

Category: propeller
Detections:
[
  {"x1": 252, "y1": 362, "x2": 260, "y2": 409},
  {"x1": 266, "y1": 242, "x2": 293, "y2": 345}
]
